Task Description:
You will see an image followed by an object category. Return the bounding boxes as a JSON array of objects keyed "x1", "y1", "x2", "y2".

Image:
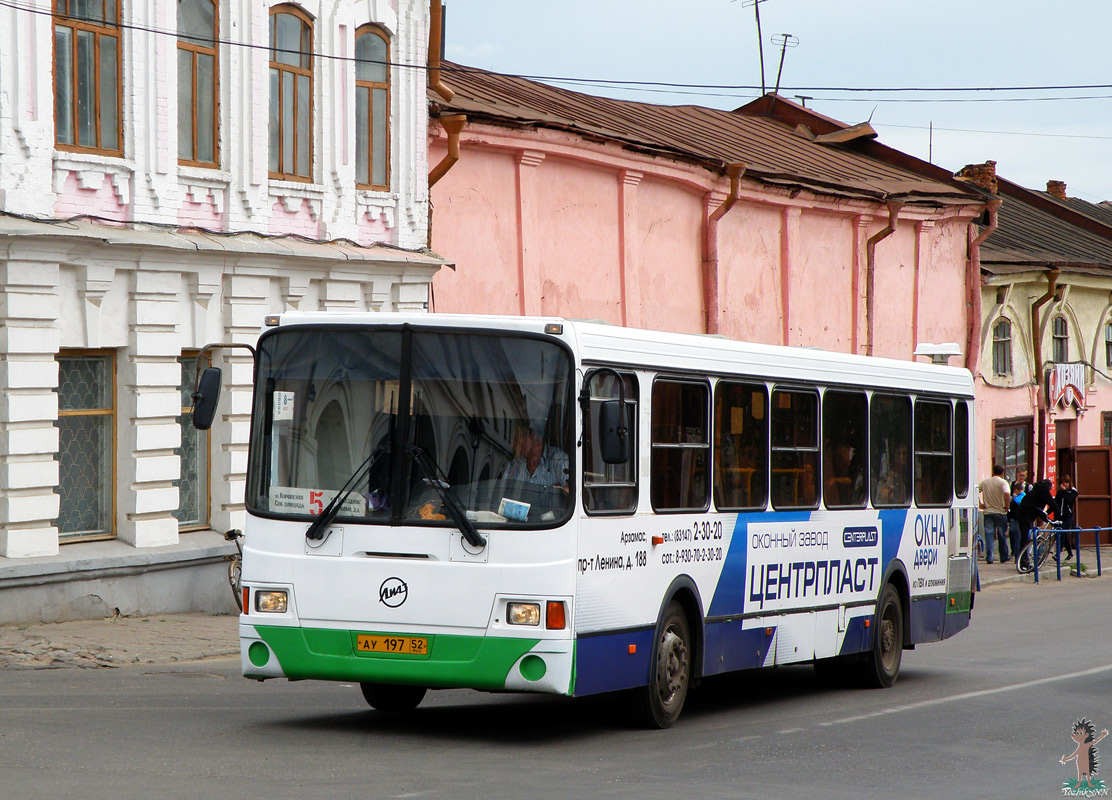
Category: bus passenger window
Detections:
[
  {"x1": 583, "y1": 371, "x2": 638, "y2": 514},
  {"x1": 954, "y1": 400, "x2": 970, "y2": 498},
  {"x1": 871, "y1": 395, "x2": 912, "y2": 507},
  {"x1": 651, "y1": 379, "x2": 710, "y2": 512},
  {"x1": 822, "y1": 390, "x2": 867, "y2": 509},
  {"x1": 915, "y1": 400, "x2": 953, "y2": 507},
  {"x1": 770, "y1": 388, "x2": 819, "y2": 510},
  {"x1": 713, "y1": 382, "x2": 768, "y2": 510}
]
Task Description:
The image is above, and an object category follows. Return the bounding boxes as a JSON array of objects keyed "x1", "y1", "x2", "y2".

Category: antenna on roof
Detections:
[
  {"x1": 770, "y1": 33, "x2": 798, "y2": 97},
  {"x1": 738, "y1": 0, "x2": 770, "y2": 95}
]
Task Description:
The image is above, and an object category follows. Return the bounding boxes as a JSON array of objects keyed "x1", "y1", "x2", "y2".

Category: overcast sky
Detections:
[{"x1": 443, "y1": 0, "x2": 1112, "y2": 202}]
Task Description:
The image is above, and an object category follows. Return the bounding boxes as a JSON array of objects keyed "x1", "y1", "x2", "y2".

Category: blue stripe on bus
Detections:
[
  {"x1": 878, "y1": 509, "x2": 908, "y2": 574},
  {"x1": 909, "y1": 596, "x2": 946, "y2": 644},
  {"x1": 703, "y1": 620, "x2": 775, "y2": 675},
  {"x1": 838, "y1": 614, "x2": 871, "y2": 656},
  {"x1": 707, "y1": 511, "x2": 813, "y2": 618},
  {"x1": 573, "y1": 628, "x2": 654, "y2": 697}
]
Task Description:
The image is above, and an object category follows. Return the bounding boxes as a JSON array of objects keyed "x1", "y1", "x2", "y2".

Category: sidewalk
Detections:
[
  {"x1": 0, "y1": 554, "x2": 1103, "y2": 671},
  {"x1": 0, "y1": 612, "x2": 239, "y2": 670}
]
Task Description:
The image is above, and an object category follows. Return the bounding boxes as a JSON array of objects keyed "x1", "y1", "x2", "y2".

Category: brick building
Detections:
[{"x1": 0, "y1": 0, "x2": 444, "y2": 623}]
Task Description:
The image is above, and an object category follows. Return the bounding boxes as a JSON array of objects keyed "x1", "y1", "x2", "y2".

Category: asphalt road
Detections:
[{"x1": 2, "y1": 577, "x2": 1109, "y2": 800}]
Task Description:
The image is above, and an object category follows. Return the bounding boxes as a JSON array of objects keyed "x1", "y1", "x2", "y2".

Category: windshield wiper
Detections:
[
  {"x1": 409, "y1": 446, "x2": 486, "y2": 549},
  {"x1": 305, "y1": 443, "x2": 389, "y2": 541}
]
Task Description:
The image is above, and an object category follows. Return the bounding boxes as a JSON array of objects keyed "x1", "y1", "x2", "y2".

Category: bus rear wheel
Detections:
[
  {"x1": 861, "y1": 583, "x2": 903, "y2": 689},
  {"x1": 360, "y1": 682, "x2": 427, "y2": 712},
  {"x1": 628, "y1": 602, "x2": 691, "y2": 728}
]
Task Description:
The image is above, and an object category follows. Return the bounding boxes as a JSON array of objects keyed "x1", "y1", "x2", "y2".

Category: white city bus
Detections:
[{"x1": 194, "y1": 313, "x2": 977, "y2": 727}]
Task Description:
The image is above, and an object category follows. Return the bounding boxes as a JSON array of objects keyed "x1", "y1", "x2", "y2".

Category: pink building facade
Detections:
[{"x1": 427, "y1": 71, "x2": 989, "y2": 407}]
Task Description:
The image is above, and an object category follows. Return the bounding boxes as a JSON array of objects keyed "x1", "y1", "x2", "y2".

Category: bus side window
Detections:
[
  {"x1": 770, "y1": 388, "x2": 819, "y2": 510},
  {"x1": 822, "y1": 390, "x2": 867, "y2": 509},
  {"x1": 713, "y1": 381, "x2": 768, "y2": 510},
  {"x1": 583, "y1": 371, "x2": 638, "y2": 514},
  {"x1": 914, "y1": 399, "x2": 953, "y2": 507},
  {"x1": 954, "y1": 400, "x2": 970, "y2": 498},
  {"x1": 871, "y1": 394, "x2": 912, "y2": 508},
  {"x1": 651, "y1": 379, "x2": 710, "y2": 512}
]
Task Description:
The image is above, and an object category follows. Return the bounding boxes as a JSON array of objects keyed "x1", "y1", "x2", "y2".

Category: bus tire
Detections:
[
  {"x1": 360, "y1": 682, "x2": 427, "y2": 712},
  {"x1": 861, "y1": 582, "x2": 903, "y2": 689},
  {"x1": 627, "y1": 601, "x2": 691, "y2": 728}
]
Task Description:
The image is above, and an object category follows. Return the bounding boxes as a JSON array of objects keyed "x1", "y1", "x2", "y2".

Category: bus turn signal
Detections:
[{"x1": 546, "y1": 601, "x2": 566, "y2": 630}]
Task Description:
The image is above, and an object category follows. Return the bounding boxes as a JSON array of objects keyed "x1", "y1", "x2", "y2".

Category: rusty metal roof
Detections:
[
  {"x1": 979, "y1": 179, "x2": 1112, "y2": 275},
  {"x1": 434, "y1": 63, "x2": 982, "y2": 206}
]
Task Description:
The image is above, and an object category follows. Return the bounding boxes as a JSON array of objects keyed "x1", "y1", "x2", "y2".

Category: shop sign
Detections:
[
  {"x1": 1047, "y1": 363, "x2": 1086, "y2": 409},
  {"x1": 1045, "y1": 421, "x2": 1057, "y2": 487}
]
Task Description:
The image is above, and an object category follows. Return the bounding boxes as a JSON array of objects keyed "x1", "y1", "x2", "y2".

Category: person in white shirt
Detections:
[{"x1": 978, "y1": 463, "x2": 1011, "y2": 564}]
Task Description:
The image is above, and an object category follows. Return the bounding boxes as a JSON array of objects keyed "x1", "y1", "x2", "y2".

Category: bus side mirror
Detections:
[
  {"x1": 191, "y1": 367, "x2": 223, "y2": 430},
  {"x1": 598, "y1": 400, "x2": 632, "y2": 464}
]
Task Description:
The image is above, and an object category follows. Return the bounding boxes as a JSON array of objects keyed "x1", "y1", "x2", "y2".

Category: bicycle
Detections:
[
  {"x1": 224, "y1": 528, "x2": 244, "y2": 610},
  {"x1": 1016, "y1": 519, "x2": 1062, "y2": 574}
]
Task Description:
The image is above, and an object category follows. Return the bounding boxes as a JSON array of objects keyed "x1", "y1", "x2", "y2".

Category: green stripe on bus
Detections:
[
  {"x1": 254, "y1": 625, "x2": 541, "y2": 690},
  {"x1": 946, "y1": 591, "x2": 972, "y2": 614}
]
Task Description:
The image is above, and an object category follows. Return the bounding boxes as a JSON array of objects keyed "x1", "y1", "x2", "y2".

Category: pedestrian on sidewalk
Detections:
[
  {"x1": 978, "y1": 463, "x2": 1011, "y2": 564},
  {"x1": 1015, "y1": 478, "x2": 1060, "y2": 557},
  {"x1": 1008, "y1": 480, "x2": 1026, "y2": 562},
  {"x1": 1056, "y1": 475, "x2": 1079, "y2": 561}
]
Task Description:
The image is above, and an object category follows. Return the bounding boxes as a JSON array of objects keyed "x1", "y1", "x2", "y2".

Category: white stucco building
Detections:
[{"x1": 0, "y1": 0, "x2": 443, "y2": 622}]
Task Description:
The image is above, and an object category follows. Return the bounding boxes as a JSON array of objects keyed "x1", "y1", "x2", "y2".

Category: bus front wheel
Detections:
[
  {"x1": 360, "y1": 682, "x2": 427, "y2": 712},
  {"x1": 628, "y1": 602, "x2": 691, "y2": 728}
]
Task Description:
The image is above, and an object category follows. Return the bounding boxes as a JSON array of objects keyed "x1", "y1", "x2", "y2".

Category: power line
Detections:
[
  {"x1": 8, "y1": 0, "x2": 1112, "y2": 102},
  {"x1": 877, "y1": 122, "x2": 1112, "y2": 142}
]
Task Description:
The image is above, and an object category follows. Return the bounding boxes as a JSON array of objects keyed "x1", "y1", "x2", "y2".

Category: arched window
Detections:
[
  {"x1": 992, "y1": 318, "x2": 1012, "y2": 376},
  {"x1": 53, "y1": 0, "x2": 122, "y2": 154},
  {"x1": 178, "y1": 0, "x2": 219, "y2": 167},
  {"x1": 1052, "y1": 316, "x2": 1069, "y2": 363},
  {"x1": 355, "y1": 25, "x2": 390, "y2": 190},
  {"x1": 1105, "y1": 323, "x2": 1112, "y2": 368},
  {"x1": 269, "y1": 5, "x2": 313, "y2": 180}
]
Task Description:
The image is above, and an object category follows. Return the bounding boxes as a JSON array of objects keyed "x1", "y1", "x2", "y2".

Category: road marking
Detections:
[{"x1": 818, "y1": 663, "x2": 1112, "y2": 727}]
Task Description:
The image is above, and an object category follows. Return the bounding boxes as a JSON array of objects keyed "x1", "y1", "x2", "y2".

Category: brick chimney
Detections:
[
  {"x1": 956, "y1": 160, "x2": 998, "y2": 194},
  {"x1": 1047, "y1": 180, "x2": 1068, "y2": 200}
]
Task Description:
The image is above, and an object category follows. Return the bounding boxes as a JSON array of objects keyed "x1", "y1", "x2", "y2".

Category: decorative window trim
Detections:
[{"x1": 52, "y1": 151, "x2": 135, "y2": 204}]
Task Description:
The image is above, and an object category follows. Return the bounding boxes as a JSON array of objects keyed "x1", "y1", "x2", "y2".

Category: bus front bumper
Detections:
[{"x1": 240, "y1": 622, "x2": 575, "y2": 696}]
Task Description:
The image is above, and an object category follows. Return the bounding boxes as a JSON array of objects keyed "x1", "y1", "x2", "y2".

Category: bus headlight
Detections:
[
  {"x1": 507, "y1": 602, "x2": 541, "y2": 626},
  {"x1": 255, "y1": 590, "x2": 288, "y2": 613}
]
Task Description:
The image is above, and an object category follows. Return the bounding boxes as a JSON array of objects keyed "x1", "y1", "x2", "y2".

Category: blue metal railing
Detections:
[{"x1": 1029, "y1": 525, "x2": 1107, "y2": 583}]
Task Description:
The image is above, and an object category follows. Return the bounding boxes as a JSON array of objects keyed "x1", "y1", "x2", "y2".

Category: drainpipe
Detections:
[
  {"x1": 965, "y1": 199, "x2": 1001, "y2": 372},
  {"x1": 702, "y1": 163, "x2": 745, "y2": 335},
  {"x1": 428, "y1": 114, "x2": 466, "y2": 187},
  {"x1": 428, "y1": 0, "x2": 454, "y2": 102},
  {"x1": 865, "y1": 200, "x2": 903, "y2": 357},
  {"x1": 1031, "y1": 267, "x2": 1060, "y2": 481},
  {"x1": 427, "y1": 114, "x2": 466, "y2": 248}
]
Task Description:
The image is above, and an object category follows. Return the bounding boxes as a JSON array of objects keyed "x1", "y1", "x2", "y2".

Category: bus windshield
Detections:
[{"x1": 246, "y1": 326, "x2": 574, "y2": 527}]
